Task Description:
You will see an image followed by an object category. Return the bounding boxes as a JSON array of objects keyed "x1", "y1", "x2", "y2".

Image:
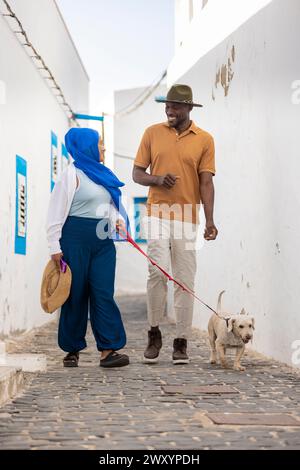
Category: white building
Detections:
[
  {"x1": 167, "y1": 0, "x2": 300, "y2": 367},
  {"x1": 0, "y1": 0, "x2": 89, "y2": 337},
  {"x1": 114, "y1": 0, "x2": 300, "y2": 367},
  {"x1": 113, "y1": 84, "x2": 167, "y2": 295}
]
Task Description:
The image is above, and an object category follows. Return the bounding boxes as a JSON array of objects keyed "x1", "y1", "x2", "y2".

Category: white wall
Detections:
[
  {"x1": 171, "y1": 0, "x2": 272, "y2": 85},
  {"x1": 167, "y1": 0, "x2": 300, "y2": 367},
  {"x1": 174, "y1": 0, "x2": 204, "y2": 50},
  {"x1": 0, "y1": 0, "x2": 89, "y2": 337},
  {"x1": 113, "y1": 85, "x2": 167, "y2": 294},
  {"x1": 4, "y1": 0, "x2": 89, "y2": 113}
]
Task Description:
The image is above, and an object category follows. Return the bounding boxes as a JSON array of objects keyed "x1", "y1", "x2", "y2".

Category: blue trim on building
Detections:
[
  {"x1": 73, "y1": 113, "x2": 104, "y2": 121},
  {"x1": 15, "y1": 155, "x2": 27, "y2": 255}
]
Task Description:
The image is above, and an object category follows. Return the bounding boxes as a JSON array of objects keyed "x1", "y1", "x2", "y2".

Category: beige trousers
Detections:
[{"x1": 144, "y1": 217, "x2": 198, "y2": 339}]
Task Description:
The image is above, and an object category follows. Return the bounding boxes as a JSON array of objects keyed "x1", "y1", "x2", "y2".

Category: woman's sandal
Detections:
[
  {"x1": 63, "y1": 352, "x2": 79, "y2": 367},
  {"x1": 100, "y1": 351, "x2": 129, "y2": 368}
]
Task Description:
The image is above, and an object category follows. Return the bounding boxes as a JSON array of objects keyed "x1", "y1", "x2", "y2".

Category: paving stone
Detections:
[
  {"x1": 207, "y1": 413, "x2": 300, "y2": 426},
  {"x1": 0, "y1": 294, "x2": 300, "y2": 450},
  {"x1": 162, "y1": 385, "x2": 239, "y2": 394}
]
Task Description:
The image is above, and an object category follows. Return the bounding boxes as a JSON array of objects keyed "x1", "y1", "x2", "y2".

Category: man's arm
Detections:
[
  {"x1": 133, "y1": 165, "x2": 178, "y2": 189},
  {"x1": 199, "y1": 171, "x2": 218, "y2": 240}
]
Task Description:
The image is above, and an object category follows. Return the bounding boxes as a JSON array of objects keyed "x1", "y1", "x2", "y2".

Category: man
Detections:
[{"x1": 132, "y1": 84, "x2": 218, "y2": 365}]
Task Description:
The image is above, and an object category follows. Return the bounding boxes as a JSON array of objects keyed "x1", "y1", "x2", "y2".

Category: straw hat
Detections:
[{"x1": 40, "y1": 259, "x2": 72, "y2": 313}]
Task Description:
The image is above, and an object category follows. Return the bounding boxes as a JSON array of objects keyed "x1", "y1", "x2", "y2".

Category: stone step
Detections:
[
  {"x1": 0, "y1": 341, "x2": 47, "y2": 373},
  {"x1": 0, "y1": 366, "x2": 24, "y2": 407},
  {"x1": 4, "y1": 354, "x2": 47, "y2": 372}
]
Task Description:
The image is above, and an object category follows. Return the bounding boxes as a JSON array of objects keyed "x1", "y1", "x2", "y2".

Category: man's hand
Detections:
[
  {"x1": 132, "y1": 166, "x2": 179, "y2": 188},
  {"x1": 116, "y1": 219, "x2": 127, "y2": 238},
  {"x1": 51, "y1": 252, "x2": 63, "y2": 268},
  {"x1": 155, "y1": 174, "x2": 180, "y2": 189},
  {"x1": 204, "y1": 223, "x2": 218, "y2": 241}
]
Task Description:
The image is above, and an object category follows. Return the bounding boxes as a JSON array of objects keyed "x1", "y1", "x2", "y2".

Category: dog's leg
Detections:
[
  {"x1": 208, "y1": 318, "x2": 217, "y2": 364},
  {"x1": 209, "y1": 343, "x2": 217, "y2": 364},
  {"x1": 216, "y1": 339, "x2": 228, "y2": 369},
  {"x1": 209, "y1": 335, "x2": 217, "y2": 364},
  {"x1": 233, "y1": 345, "x2": 245, "y2": 371}
]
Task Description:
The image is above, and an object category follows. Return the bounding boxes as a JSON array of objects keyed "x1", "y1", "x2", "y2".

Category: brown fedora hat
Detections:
[
  {"x1": 155, "y1": 84, "x2": 203, "y2": 107},
  {"x1": 40, "y1": 259, "x2": 72, "y2": 314}
]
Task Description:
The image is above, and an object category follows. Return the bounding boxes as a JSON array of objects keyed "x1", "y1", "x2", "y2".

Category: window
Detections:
[{"x1": 133, "y1": 197, "x2": 147, "y2": 243}]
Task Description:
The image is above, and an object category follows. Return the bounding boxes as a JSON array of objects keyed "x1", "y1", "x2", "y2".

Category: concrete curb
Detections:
[{"x1": 0, "y1": 366, "x2": 24, "y2": 407}]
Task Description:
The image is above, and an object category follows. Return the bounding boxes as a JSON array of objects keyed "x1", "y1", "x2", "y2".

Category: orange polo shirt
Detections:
[{"x1": 134, "y1": 121, "x2": 215, "y2": 224}]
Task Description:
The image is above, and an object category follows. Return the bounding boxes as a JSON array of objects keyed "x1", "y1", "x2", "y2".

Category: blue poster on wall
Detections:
[
  {"x1": 51, "y1": 131, "x2": 58, "y2": 191},
  {"x1": 15, "y1": 155, "x2": 27, "y2": 255},
  {"x1": 61, "y1": 142, "x2": 69, "y2": 172}
]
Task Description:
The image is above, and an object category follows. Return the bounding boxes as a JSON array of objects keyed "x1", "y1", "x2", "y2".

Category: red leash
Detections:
[{"x1": 120, "y1": 228, "x2": 218, "y2": 315}]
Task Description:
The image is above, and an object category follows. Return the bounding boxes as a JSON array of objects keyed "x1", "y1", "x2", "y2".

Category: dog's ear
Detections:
[
  {"x1": 227, "y1": 318, "x2": 235, "y2": 333},
  {"x1": 240, "y1": 308, "x2": 246, "y2": 315},
  {"x1": 251, "y1": 317, "x2": 255, "y2": 330}
]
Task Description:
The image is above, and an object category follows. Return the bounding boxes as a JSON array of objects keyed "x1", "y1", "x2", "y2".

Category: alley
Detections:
[{"x1": 0, "y1": 295, "x2": 300, "y2": 450}]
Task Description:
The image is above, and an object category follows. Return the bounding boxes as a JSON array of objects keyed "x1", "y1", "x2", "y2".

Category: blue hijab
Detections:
[{"x1": 65, "y1": 127, "x2": 130, "y2": 239}]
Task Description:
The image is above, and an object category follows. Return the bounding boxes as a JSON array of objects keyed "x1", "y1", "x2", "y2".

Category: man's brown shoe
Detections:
[
  {"x1": 143, "y1": 329, "x2": 162, "y2": 363},
  {"x1": 172, "y1": 338, "x2": 189, "y2": 364}
]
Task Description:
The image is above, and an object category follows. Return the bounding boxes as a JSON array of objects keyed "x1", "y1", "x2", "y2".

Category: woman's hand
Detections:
[
  {"x1": 51, "y1": 252, "x2": 63, "y2": 268},
  {"x1": 116, "y1": 219, "x2": 127, "y2": 238}
]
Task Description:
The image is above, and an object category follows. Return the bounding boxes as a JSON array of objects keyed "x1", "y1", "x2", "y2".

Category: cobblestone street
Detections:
[{"x1": 0, "y1": 295, "x2": 300, "y2": 450}]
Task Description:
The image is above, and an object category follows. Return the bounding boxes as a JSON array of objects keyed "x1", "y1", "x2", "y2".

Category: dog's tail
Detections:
[{"x1": 217, "y1": 290, "x2": 226, "y2": 313}]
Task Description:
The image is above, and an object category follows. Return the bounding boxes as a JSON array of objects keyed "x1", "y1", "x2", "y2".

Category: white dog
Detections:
[{"x1": 208, "y1": 291, "x2": 255, "y2": 371}]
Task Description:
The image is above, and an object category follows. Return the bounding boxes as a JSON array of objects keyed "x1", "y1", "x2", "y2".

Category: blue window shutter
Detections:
[
  {"x1": 133, "y1": 197, "x2": 147, "y2": 243},
  {"x1": 15, "y1": 155, "x2": 27, "y2": 255}
]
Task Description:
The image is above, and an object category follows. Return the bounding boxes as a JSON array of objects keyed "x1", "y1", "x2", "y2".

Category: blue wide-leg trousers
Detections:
[{"x1": 58, "y1": 216, "x2": 126, "y2": 353}]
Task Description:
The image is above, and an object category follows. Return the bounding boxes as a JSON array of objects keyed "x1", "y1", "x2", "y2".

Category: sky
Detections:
[{"x1": 56, "y1": 0, "x2": 174, "y2": 115}]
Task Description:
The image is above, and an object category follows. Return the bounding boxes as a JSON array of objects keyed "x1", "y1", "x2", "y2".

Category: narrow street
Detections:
[{"x1": 0, "y1": 295, "x2": 299, "y2": 450}]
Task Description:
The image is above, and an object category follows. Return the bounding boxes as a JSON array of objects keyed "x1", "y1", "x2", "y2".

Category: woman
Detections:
[{"x1": 46, "y1": 127, "x2": 129, "y2": 368}]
